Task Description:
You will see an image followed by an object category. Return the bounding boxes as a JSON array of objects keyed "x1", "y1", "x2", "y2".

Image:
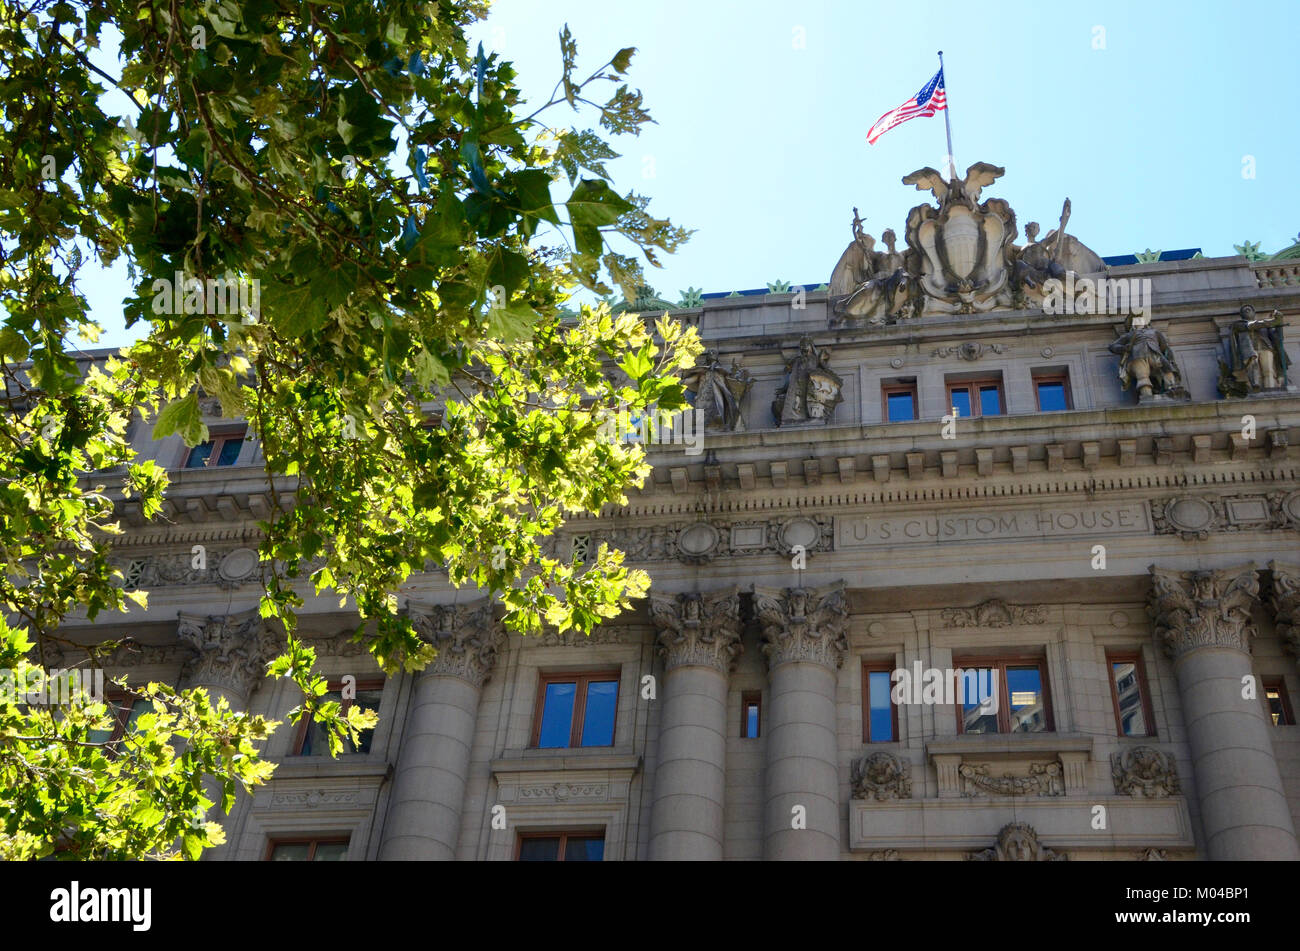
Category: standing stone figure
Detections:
[
  {"x1": 1108, "y1": 316, "x2": 1186, "y2": 399},
  {"x1": 681, "y1": 349, "x2": 753, "y2": 432},
  {"x1": 771, "y1": 336, "x2": 843, "y2": 425},
  {"x1": 1218, "y1": 304, "x2": 1289, "y2": 395}
]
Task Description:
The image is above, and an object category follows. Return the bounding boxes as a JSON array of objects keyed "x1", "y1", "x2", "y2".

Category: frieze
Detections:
[
  {"x1": 573, "y1": 515, "x2": 833, "y2": 565},
  {"x1": 517, "y1": 784, "x2": 609, "y2": 802},
  {"x1": 270, "y1": 788, "x2": 359, "y2": 809},
  {"x1": 958, "y1": 762, "x2": 1064, "y2": 798},
  {"x1": 1151, "y1": 493, "x2": 1293, "y2": 539},
  {"x1": 940, "y1": 599, "x2": 1047, "y2": 628},
  {"x1": 534, "y1": 626, "x2": 639, "y2": 648}
]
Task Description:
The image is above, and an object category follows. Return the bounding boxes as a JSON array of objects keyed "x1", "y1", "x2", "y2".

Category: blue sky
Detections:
[{"x1": 77, "y1": 0, "x2": 1300, "y2": 346}]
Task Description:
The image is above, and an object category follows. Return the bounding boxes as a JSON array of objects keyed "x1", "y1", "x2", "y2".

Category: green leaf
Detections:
[
  {"x1": 566, "y1": 179, "x2": 634, "y2": 256},
  {"x1": 152, "y1": 393, "x2": 207, "y2": 446}
]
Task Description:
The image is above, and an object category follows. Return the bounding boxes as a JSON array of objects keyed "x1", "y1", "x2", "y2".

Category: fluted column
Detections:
[
  {"x1": 177, "y1": 608, "x2": 280, "y2": 709},
  {"x1": 647, "y1": 589, "x2": 742, "y2": 860},
  {"x1": 379, "y1": 600, "x2": 502, "y2": 861},
  {"x1": 1149, "y1": 565, "x2": 1300, "y2": 860},
  {"x1": 753, "y1": 582, "x2": 848, "y2": 861}
]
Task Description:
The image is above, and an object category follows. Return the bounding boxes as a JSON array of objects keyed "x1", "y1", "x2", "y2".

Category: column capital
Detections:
[
  {"x1": 1148, "y1": 564, "x2": 1260, "y2": 660},
  {"x1": 1269, "y1": 561, "x2": 1300, "y2": 662},
  {"x1": 752, "y1": 581, "x2": 849, "y2": 671},
  {"x1": 649, "y1": 588, "x2": 743, "y2": 674},
  {"x1": 408, "y1": 599, "x2": 503, "y2": 688},
  {"x1": 177, "y1": 607, "x2": 280, "y2": 700}
]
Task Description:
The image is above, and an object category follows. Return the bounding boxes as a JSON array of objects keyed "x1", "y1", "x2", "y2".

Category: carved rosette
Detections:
[
  {"x1": 1148, "y1": 565, "x2": 1260, "y2": 660},
  {"x1": 648, "y1": 589, "x2": 743, "y2": 674},
  {"x1": 1111, "y1": 746, "x2": 1181, "y2": 798},
  {"x1": 408, "y1": 600, "x2": 503, "y2": 688},
  {"x1": 752, "y1": 581, "x2": 849, "y2": 671},
  {"x1": 965, "y1": 823, "x2": 1066, "y2": 862},
  {"x1": 1269, "y1": 561, "x2": 1300, "y2": 660},
  {"x1": 850, "y1": 751, "x2": 913, "y2": 801},
  {"x1": 177, "y1": 608, "x2": 281, "y2": 700}
]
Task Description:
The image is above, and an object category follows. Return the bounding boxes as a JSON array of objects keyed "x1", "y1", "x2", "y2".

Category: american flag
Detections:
[{"x1": 867, "y1": 68, "x2": 946, "y2": 145}]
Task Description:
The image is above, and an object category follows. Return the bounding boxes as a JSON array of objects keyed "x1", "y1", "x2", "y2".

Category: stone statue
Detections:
[
  {"x1": 681, "y1": 348, "x2": 753, "y2": 432},
  {"x1": 771, "y1": 336, "x2": 843, "y2": 425},
  {"x1": 829, "y1": 212, "x2": 910, "y2": 327},
  {"x1": 1218, "y1": 304, "x2": 1289, "y2": 396},
  {"x1": 1108, "y1": 316, "x2": 1186, "y2": 399}
]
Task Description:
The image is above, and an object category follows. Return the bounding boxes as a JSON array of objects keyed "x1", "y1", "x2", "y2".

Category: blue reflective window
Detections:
[
  {"x1": 885, "y1": 389, "x2": 916, "y2": 422},
  {"x1": 580, "y1": 680, "x2": 618, "y2": 747},
  {"x1": 1036, "y1": 380, "x2": 1068, "y2": 412},
  {"x1": 961, "y1": 669, "x2": 998, "y2": 734},
  {"x1": 978, "y1": 385, "x2": 1002, "y2": 416},
  {"x1": 949, "y1": 388, "x2": 971, "y2": 417},
  {"x1": 537, "y1": 682, "x2": 576, "y2": 748},
  {"x1": 868, "y1": 670, "x2": 895, "y2": 742},
  {"x1": 742, "y1": 694, "x2": 761, "y2": 738}
]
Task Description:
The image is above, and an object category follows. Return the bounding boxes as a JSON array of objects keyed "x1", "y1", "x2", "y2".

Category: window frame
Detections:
[
  {"x1": 1264, "y1": 677, "x2": 1296, "y2": 726},
  {"x1": 945, "y1": 376, "x2": 1005, "y2": 418},
  {"x1": 951, "y1": 654, "x2": 1054, "y2": 734},
  {"x1": 740, "y1": 690, "x2": 762, "y2": 738},
  {"x1": 1032, "y1": 372, "x2": 1073, "y2": 412},
  {"x1": 530, "y1": 669, "x2": 621, "y2": 749},
  {"x1": 881, "y1": 382, "x2": 919, "y2": 423},
  {"x1": 1106, "y1": 650, "x2": 1156, "y2": 737},
  {"x1": 292, "y1": 678, "x2": 385, "y2": 756},
  {"x1": 264, "y1": 835, "x2": 351, "y2": 861},
  {"x1": 182, "y1": 426, "x2": 247, "y2": 469},
  {"x1": 514, "y1": 829, "x2": 607, "y2": 862},
  {"x1": 861, "y1": 661, "x2": 900, "y2": 743}
]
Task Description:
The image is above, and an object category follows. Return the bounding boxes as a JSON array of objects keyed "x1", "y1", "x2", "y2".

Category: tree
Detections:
[{"x1": 0, "y1": 0, "x2": 699, "y2": 859}]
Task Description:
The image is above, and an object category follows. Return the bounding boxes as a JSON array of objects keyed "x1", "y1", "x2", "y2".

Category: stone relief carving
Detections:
[
  {"x1": 518, "y1": 784, "x2": 609, "y2": 802},
  {"x1": 1267, "y1": 561, "x2": 1300, "y2": 660},
  {"x1": 771, "y1": 336, "x2": 843, "y2": 426},
  {"x1": 571, "y1": 515, "x2": 833, "y2": 566},
  {"x1": 535, "y1": 626, "x2": 636, "y2": 648},
  {"x1": 939, "y1": 599, "x2": 1046, "y2": 628},
  {"x1": 1148, "y1": 565, "x2": 1260, "y2": 659},
  {"x1": 1218, "y1": 305, "x2": 1290, "y2": 396},
  {"x1": 407, "y1": 599, "x2": 503, "y2": 688},
  {"x1": 930, "y1": 341, "x2": 1008, "y2": 360},
  {"x1": 828, "y1": 213, "x2": 911, "y2": 327},
  {"x1": 1108, "y1": 317, "x2": 1188, "y2": 400},
  {"x1": 648, "y1": 588, "x2": 743, "y2": 673},
  {"x1": 177, "y1": 608, "x2": 281, "y2": 699},
  {"x1": 958, "y1": 761, "x2": 1064, "y2": 798},
  {"x1": 1136, "y1": 848, "x2": 1168, "y2": 861},
  {"x1": 680, "y1": 349, "x2": 753, "y2": 432},
  {"x1": 866, "y1": 849, "x2": 902, "y2": 861},
  {"x1": 965, "y1": 823, "x2": 1066, "y2": 862},
  {"x1": 1111, "y1": 746, "x2": 1181, "y2": 798},
  {"x1": 752, "y1": 581, "x2": 849, "y2": 670},
  {"x1": 1151, "y1": 494, "x2": 1294, "y2": 539},
  {"x1": 270, "y1": 788, "x2": 359, "y2": 809},
  {"x1": 851, "y1": 751, "x2": 913, "y2": 801}
]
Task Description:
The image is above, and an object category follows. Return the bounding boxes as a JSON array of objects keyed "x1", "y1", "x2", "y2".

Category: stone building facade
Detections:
[{"x1": 59, "y1": 163, "x2": 1300, "y2": 860}]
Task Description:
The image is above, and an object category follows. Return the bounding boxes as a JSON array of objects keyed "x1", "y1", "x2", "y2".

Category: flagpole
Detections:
[{"x1": 938, "y1": 50, "x2": 956, "y2": 180}]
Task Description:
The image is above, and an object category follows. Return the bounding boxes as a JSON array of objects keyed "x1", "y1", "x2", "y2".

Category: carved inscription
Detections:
[{"x1": 838, "y1": 502, "x2": 1150, "y2": 548}]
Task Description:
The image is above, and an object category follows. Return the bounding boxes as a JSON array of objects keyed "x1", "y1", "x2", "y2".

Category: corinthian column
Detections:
[
  {"x1": 1149, "y1": 565, "x2": 1300, "y2": 860},
  {"x1": 379, "y1": 600, "x2": 502, "y2": 861},
  {"x1": 177, "y1": 608, "x2": 280, "y2": 708},
  {"x1": 647, "y1": 588, "x2": 742, "y2": 860},
  {"x1": 1269, "y1": 561, "x2": 1300, "y2": 667},
  {"x1": 752, "y1": 582, "x2": 848, "y2": 861}
]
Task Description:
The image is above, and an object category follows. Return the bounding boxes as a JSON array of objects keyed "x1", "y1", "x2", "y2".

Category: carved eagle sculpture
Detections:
[{"x1": 902, "y1": 161, "x2": 1006, "y2": 204}]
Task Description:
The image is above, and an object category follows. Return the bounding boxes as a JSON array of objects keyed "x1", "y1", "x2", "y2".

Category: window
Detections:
[
  {"x1": 953, "y1": 656, "x2": 1053, "y2": 734},
  {"x1": 294, "y1": 679, "x2": 383, "y2": 755},
  {"x1": 532, "y1": 671, "x2": 619, "y2": 748},
  {"x1": 1034, "y1": 372, "x2": 1072, "y2": 412},
  {"x1": 87, "y1": 693, "x2": 156, "y2": 749},
  {"x1": 862, "y1": 663, "x2": 898, "y2": 742},
  {"x1": 266, "y1": 837, "x2": 349, "y2": 861},
  {"x1": 516, "y1": 831, "x2": 605, "y2": 861},
  {"x1": 882, "y1": 382, "x2": 918, "y2": 422},
  {"x1": 1107, "y1": 651, "x2": 1155, "y2": 737},
  {"x1": 184, "y1": 428, "x2": 245, "y2": 468},
  {"x1": 741, "y1": 691, "x2": 761, "y2": 738},
  {"x1": 1264, "y1": 678, "x2": 1295, "y2": 726},
  {"x1": 946, "y1": 377, "x2": 1004, "y2": 418}
]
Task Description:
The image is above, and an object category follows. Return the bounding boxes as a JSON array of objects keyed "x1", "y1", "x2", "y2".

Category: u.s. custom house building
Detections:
[{"x1": 61, "y1": 162, "x2": 1300, "y2": 861}]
